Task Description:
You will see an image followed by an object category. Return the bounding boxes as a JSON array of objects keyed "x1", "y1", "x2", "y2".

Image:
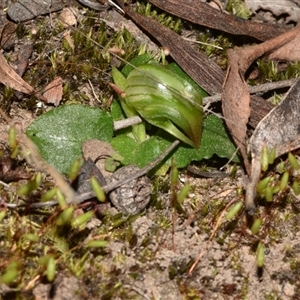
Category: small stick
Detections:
[
  {"x1": 114, "y1": 116, "x2": 142, "y2": 130},
  {"x1": 203, "y1": 78, "x2": 297, "y2": 105},
  {"x1": 6, "y1": 140, "x2": 180, "y2": 209}
]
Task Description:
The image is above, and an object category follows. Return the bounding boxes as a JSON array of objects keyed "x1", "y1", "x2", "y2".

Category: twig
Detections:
[
  {"x1": 203, "y1": 78, "x2": 297, "y2": 105},
  {"x1": 114, "y1": 116, "x2": 142, "y2": 130},
  {"x1": 6, "y1": 140, "x2": 180, "y2": 209}
]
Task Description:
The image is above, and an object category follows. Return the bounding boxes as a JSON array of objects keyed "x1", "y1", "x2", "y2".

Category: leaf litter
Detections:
[
  {"x1": 222, "y1": 24, "x2": 300, "y2": 213},
  {"x1": 1, "y1": 1, "x2": 297, "y2": 297}
]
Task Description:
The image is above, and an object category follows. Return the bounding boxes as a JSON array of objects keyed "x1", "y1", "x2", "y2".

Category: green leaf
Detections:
[
  {"x1": 111, "y1": 66, "x2": 127, "y2": 91},
  {"x1": 110, "y1": 100, "x2": 126, "y2": 121},
  {"x1": 112, "y1": 65, "x2": 147, "y2": 142},
  {"x1": 26, "y1": 104, "x2": 113, "y2": 174},
  {"x1": 167, "y1": 63, "x2": 208, "y2": 98},
  {"x1": 111, "y1": 115, "x2": 238, "y2": 169},
  {"x1": 110, "y1": 135, "x2": 137, "y2": 166},
  {"x1": 121, "y1": 53, "x2": 153, "y2": 76}
]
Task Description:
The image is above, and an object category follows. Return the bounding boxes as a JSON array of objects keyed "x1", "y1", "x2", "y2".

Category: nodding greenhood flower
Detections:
[
  {"x1": 124, "y1": 64, "x2": 203, "y2": 148},
  {"x1": 112, "y1": 62, "x2": 203, "y2": 148}
]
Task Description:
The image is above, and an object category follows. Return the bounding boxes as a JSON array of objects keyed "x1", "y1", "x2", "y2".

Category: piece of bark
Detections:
[
  {"x1": 13, "y1": 43, "x2": 33, "y2": 100},
  {"x1": 148, "y1": 0, "x2": 287, "y2": 41},
  {"x1": 249, "y1": 95, "x2": 275, "y2": 128},
  {"x1": 7, "y1": 0, "x2": 66, "y2": 22}
]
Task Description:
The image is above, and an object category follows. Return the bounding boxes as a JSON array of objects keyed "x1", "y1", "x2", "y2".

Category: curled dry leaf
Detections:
[
  {"x1": 0, "y1": 52, "x2": 35, "y2": 94},
  {"x1": 146, "y1": 0, "x2": 286, "y2": 41},
  {"x1": 222, "y1": 49, "x2": 252, "y2": 174},
  {"x1": 246, "y1": 80, "x2": 300, "y2": 214},
  {"x1": 222, "y1": 25, "x2": 300, "y2": 177},
  {"x1": 42, "y1": 77, "x2": 63, "y2": 106},
  {"x1": 267, "y1": 31, "x2": 300, "y2": 61}
]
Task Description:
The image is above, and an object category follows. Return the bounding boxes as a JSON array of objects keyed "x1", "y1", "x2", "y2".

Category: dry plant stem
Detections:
[
  {"x1": 113, "y1": 116, "x2": 142, "y2": 130},
  {"x1": 123, "y1": 285, "x2": 152, "y2": 300},
  {"x1": 6, "y1": 140, "x2": 181, "y2": 209},
  {"x1": 203, "y1": 78, "x2": 297, "y2": 105}
]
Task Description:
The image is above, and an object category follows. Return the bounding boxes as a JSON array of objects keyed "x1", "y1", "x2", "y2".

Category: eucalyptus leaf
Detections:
[{"x1": 26, "y1": 105, "x2": 113, "y2": 174}]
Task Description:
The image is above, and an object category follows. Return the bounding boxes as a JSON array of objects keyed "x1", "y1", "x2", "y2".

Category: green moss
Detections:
[
  {"x1": 256, "y1": 59, "x2": 300, "y2": 83},
  {"x1": 226, "y1": 0, "x2": 251, "y2": 19},
  {"x1": 136, "y1": 1, "x2": 182, "y2": 33},
  {"x1": 197, "y1": 31, "x2": 233, "y2": 68}
]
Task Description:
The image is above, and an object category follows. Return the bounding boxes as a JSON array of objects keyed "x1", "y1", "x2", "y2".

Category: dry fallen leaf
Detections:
[
  {"x1": 0, "y1": 52, "x2": 35, "y2": 94},
  {"x1": 59, "y1": 7, "x2": 78, "y2": 27},
  {"x1": 222, "y1": 49, "x2": 252, "y2": 175},
  {"x1": 267, "y1": 31, "x2": 300, "y2": 61},
  {"x1": 42, "y1": 77, "x2": 63, "y2": 106},
  {"x1": 0, "y1": 21, "x2": 17, "y2": 49},
  {"x1": 222, "y1": 26, "x2": 300, "y2": 176},
  {"x1": 0, "y1": 151, "x2": 31, "y2": 182},
  {"x1": 246, "y1": 79, "x2": 300, "y2": 214}
]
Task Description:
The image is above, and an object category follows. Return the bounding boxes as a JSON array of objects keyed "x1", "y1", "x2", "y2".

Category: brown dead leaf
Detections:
[
  {"x1": 267, "y1": 31, "x2": 300, "y2": 61},
  {"x1": 222, "y1": 49, "x2": 252, "y2": 175},
  {"x1": 0, "y1": 52, "x2": 35, "y2": 94},
  {"x1": 222, "y1": 26, "x2": 300, "y2": 176},
  {"x1": 0, "y1": 21, "x2": 17, "y2": 49},
  {"x1": 0, "y1": 151, "x2": 31, "y2": 182},
  {"x1": 59, "y1": 7, "x2": 78, "y2": 27},
  {"x1": 245, "y1": 79, "x2": 300, "y2": 214},
  {"x1": 147, "y1": 0, "x2": 286, "y2": 41},
  {"x1": 42, "y1": 77, "x2": 63, "y2": 106}
]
